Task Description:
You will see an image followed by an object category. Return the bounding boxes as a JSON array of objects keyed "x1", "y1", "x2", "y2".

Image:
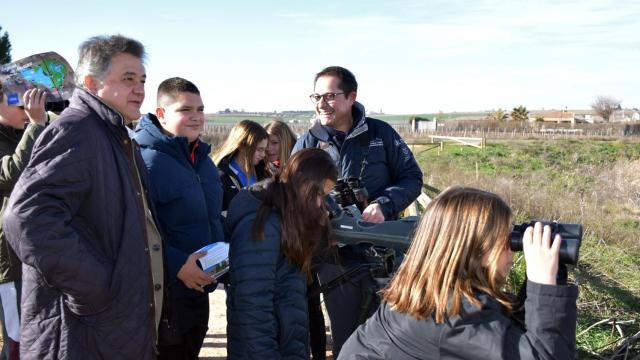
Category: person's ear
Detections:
[
  {"x1": 347, "y1": 91, "x2": 357, "y2": 102},
  {"x1": 83, "y1": 75, "x2": 99, "y2": 93},
  {"x1": 155, "y1": 107, "x2": 166, "y2": 124}
]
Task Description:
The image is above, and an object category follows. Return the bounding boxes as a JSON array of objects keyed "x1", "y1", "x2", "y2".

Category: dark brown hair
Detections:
[
  {"x1": 157, "y1": 76, "x2": 200, "y2": 106},
  {"x1": 314, "y1": 66, "x2": 358, "y2": 96},
  {"x1": 251, "y1": 148, "x2": 339, "y2": 276}
]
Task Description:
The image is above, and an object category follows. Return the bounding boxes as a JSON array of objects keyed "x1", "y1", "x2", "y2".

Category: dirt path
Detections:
[
  {"x1": 0, "y1": 288, "x2": 331, "y2": 359},
  {"x1": 198, "y1": 289, "x2": 228, "y2": 359}
]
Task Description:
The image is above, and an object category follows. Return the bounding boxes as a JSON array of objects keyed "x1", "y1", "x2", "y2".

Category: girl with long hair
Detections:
[
  {"x1": 338, "y1": 187, "x2": 578, "y2": 360},
  {"x1": 264, "y1": 119, "x2": 297, "y2": 169},
  {"x1": 225, "y1": 148, "x2": 339, "y2": 359},
  {"x1": 213, "y1": 120, "x2": 269, "y2": 210},
  {"x1": 266, "y1": 119, "x2": 326, "y2": 359}
]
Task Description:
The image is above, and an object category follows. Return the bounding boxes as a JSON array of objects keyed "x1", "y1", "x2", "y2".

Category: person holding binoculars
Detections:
[{"x1": 338, "y1": 186, "x2": 578, "y2": 360}]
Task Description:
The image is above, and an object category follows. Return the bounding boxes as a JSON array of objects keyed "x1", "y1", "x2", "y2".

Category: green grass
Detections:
[
  {"x1": 376, "y1": 112, "x2": 487, "y2": 123},
  {"x1": 414, "y1": 139, "x2": 640, "y2": 358}
]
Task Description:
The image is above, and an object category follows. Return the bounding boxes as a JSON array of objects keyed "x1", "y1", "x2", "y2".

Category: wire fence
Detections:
[{"x1": 203, "y1": 121, "x2": 640, "y2": 145}]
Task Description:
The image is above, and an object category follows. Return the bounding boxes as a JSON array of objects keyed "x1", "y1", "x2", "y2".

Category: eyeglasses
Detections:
[{"x1": 309, "y1": 92, "x2": 345, "y2": 104}]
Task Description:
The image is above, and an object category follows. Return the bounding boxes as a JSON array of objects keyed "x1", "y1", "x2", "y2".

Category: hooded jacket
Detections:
[
  {"x1": 3, "y1": 88, "x2": 160, "y2": 359},
  {"x1": 134, "y1": 113, "x2": 225, "y2": 299},
  {"x1": 292, "y1": 101, "x2": 423, "y2": 219},
  {"x1": 338, "y1": 281, "x2": 578, "y2": 360},
  {"x1": 225, "y1": 189, "x2": 309, "y2": 360}
]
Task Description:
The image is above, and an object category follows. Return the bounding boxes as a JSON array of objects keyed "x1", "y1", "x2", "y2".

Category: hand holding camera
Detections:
[{"x1": 23, "y1": 88, "x2": 48, "y2": 125}]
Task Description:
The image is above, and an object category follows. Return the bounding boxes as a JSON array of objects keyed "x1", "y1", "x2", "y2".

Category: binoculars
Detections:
[
  {"x1": 44, "y1": 100, "x2": 70, "y2": 113},
  {"x1": 510, "y1": 221, "x2": 583, "y2": 265},
  {"x1": 330, "y1": 177, "x2": 369, "y2": 211}
]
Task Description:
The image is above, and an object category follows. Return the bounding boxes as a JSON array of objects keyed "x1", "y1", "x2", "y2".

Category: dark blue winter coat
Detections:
[
  {"x1": 134, "y1": 114, "x2": 225, "y2": 299},
  {"x1": 225, "y1": 189, "x2": 309, "y2": 360},
  {"x1": 293, "y1": 101, "x2": 423, "y2": 219}
]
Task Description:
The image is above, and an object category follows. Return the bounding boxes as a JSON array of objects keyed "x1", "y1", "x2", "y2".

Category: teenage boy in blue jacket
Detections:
[{"x1": 134, "y1": 77, "x2": 225, "y2": 359}]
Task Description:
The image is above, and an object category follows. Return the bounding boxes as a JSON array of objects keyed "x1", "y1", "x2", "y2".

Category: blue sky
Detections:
[{"x1": 3, "y1": 0, "x2": 639, "y2": 114}]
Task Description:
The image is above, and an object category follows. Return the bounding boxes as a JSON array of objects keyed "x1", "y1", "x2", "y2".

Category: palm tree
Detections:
[
  {"x1": 511, "y1": 105, "x2": 529, "y2": 122},
  {"x1": 487, "y1": 109, "x2": 508, "y2": 122}
]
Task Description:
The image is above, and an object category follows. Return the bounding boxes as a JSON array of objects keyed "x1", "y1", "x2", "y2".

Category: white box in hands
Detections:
[{"x1": 195, "y1": 242, "x2": 229, "y2": 280}]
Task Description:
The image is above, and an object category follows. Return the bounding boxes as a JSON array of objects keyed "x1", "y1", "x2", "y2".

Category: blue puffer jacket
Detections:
[
  {"x1": 134, "y1": 114, "x2": 225, "y2": 299},
  {"x1": 226, "y1": 190, "x2": 309, "y2": 360},
  {"x1": 293, "y1": 102, "x2": 423, "y2": 219}
]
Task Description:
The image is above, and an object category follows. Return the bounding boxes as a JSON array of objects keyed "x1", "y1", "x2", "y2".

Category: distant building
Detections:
[
  {"x1": 410, "y1": 117, "x2": 437, "y2": 132},
  {"x1": 529, "y1": 110, "x2": 576, "y2": 124},
  {"x1": 609, "y1": 109, "x2": 640, "y2": 122}
]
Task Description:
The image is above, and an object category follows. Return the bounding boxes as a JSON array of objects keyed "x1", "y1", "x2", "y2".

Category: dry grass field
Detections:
[{"x1": 413, "y1": 138, "x2": 640, "y2": 359}]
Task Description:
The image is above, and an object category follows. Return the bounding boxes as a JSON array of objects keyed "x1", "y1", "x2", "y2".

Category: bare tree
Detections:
[{"x1": 591, "y1": 96, "x2": 621, "y2": 122}]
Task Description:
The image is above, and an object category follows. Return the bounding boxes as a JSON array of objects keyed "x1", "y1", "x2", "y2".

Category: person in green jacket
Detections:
[{"x1": 0, "y1": 85, "x2": 47, "y2": 360}]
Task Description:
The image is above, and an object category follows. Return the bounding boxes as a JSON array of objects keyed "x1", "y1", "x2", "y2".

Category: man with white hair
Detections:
[{"x1": 3, "y1": 34, "x2": 163, "y2": 359}]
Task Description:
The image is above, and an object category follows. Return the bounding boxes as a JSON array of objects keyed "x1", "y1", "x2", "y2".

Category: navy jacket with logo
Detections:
[{"x1": 293, "y1": 102, "x2": 423, "y2": 219}]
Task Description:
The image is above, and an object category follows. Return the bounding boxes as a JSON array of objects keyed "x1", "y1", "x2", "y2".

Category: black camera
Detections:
[
  {"x1": 45, "y1": 100, "x2": 69, "y2": 114},
  {"x1": 330, "y1": 177, "x2": 369, "y2": 211},
  {"x1": 510, "y1": 221, "x2": 583, "y2": 265}
]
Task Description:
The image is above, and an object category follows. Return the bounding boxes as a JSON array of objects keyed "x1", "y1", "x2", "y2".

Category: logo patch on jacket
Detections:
[{"x1": 369, "y1": 138, "x2": 384, "y2": 147}]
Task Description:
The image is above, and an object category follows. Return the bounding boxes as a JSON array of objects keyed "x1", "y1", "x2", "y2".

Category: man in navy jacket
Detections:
[
  {"x1": 293, "y1": 66, "x2": 422, "y2": 222},
  {"x1": 293, "y1": 66, "x2": 423, "y2": 357}
]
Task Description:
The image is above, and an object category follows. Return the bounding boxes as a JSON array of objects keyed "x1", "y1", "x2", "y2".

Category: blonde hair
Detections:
[
  {"x1": 213, "y1": 120, "x2": 268, "y2": 177},
  {"x1": 264, "y1": 120, "x2": 297, "y2": 166},
  {"x1": 382, "y1": 186, "x2": 513, "y2": 323}
]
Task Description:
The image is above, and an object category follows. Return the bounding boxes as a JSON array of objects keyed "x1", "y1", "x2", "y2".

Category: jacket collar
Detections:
[
  {"x1": 69, "y1": 88, "x2": 128, "y2": 130},
  {"x1": 309, "y1": 101, "x2": 369, "y2": 143},
  {"x1": 134, "y1": 113, "x2": 211, "y2": 165}
]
